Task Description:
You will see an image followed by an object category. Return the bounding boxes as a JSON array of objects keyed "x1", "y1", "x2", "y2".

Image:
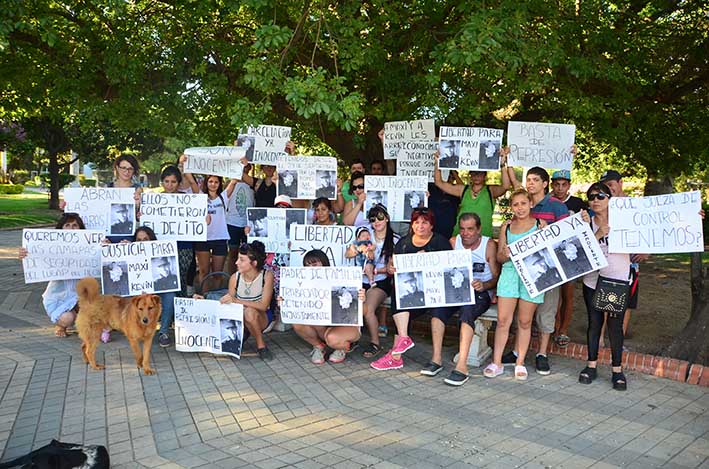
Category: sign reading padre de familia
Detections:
[
  {"x1": 608, "y1": 191, "x2": 704, "y2": 254},
  {"x1": 506, "y1": 121, "x2": 576, "y2": 170}
]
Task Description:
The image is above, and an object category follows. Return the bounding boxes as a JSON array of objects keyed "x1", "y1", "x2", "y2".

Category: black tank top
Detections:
[{"x1": 255, "y1": 179, "x2": 276, "y2": 207}]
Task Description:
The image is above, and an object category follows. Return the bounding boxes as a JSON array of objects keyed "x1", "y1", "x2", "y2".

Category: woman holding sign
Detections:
[
  {"x1": 485, "y1": 189, "x2": 546, "y2": 381},
  {"x1": 341, "y1": 172, "x2": 369, "y2": 227},
  {"x1": 578, "y1": 182, "x2": 630, "y2": 391},
  {"x1": 106, "y1": 155, "x2": 143, "y2": 243}
]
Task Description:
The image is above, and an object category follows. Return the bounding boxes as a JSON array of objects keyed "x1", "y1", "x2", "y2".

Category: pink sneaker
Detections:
[
  {"x1": 391, "y1": 335, "x2": 414, "y2": 354},
  {"x1": 370, "y1": 351, "x2": 403, "y2": 371},
  {"x1": 100, "y1": 329, "x2": 111, "y2": 343}
]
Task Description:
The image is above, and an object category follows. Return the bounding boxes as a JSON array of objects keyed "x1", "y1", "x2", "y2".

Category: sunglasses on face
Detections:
[
  {"x1": 588, "y1": 192, "x2": 609, "y2": 201},
  {"x1": 352, "y1": 184, "x2": 365, "y2": 190},
  {"x1": 368, "y1": 212, "x2": 387, "y2": 223}
]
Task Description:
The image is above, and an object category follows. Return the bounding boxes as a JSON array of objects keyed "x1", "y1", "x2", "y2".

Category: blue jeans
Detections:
[{"x1": 159, "y1": 291, "x2": 176, "y2": 335}]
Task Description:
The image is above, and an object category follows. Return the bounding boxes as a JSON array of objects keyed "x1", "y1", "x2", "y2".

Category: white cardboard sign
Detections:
[
  {"x1": 276, "y1": 155, "x2": 338, "y2": 200},
  {"x1": 383, "y1": 119, "x2": 436, "y2": 160},
  {"x1": 438, "y1": 127, "x2": 504, "y2": 171},
  {"x1": 22, "y1": 229, "x2": 104, "y2": 283},
  {"x1": 506, "y1": 121, "x2": 576, "y2": 170},
  {"x1": 364, "y1": 176, "x2": 428, "y2": 222},
  {"x1": 247, "y1": 207, "x2": 307, "y2": 253},
  {"x1": 140, "y1": 192, "x2": 208, "y2": 241},
  {"x1": 100, "y1": 240, "x2": 180, "y2": 296},
  {"x1": 174, "y1": 298, "x2": 244, "y2": 359},
  {"x1": 64, "y1": 187, "x2": 136, "y2": 236},
  {"x1": 237, "y1": 125, "x2": 291, "y2": 165},
  {"x1": 289, "y1": 224, "x2": 355, "y2": 267},
  {"x1": 183, "y1": 146, "x2": 246, "y2": 179}
]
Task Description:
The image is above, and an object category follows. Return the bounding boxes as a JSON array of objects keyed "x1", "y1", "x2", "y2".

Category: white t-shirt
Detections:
[
  {"x1": 583, "y1": 219, "x2": 631, "y2": 288},
  {"x1": 364, "y1": 228, "x2": 401, "y2": 285},
  {"x1": 226, "y1": 182, "x2": 255, "y2": 228},
  {"x1": 207, "y1": 189, "x2": 231, "y2": 241}
]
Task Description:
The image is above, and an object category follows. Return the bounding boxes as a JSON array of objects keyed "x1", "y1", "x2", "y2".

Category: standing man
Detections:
[
  {"x1": 551, "y1": 169, "x2": 588, "y2": 347},
  {"x1": 507, "y1": 165, "x2": 568, "y2": 375},
  {"x1": 444, "y1": 213, "x2": 499, "y2": 386}
]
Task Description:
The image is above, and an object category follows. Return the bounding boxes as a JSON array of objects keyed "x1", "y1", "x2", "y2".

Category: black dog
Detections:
[{"x1": 0, "y1": 439, "x2": 109, "y2": 469}]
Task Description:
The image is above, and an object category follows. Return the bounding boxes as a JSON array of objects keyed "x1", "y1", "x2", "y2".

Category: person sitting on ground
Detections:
[
  {"x1": 18, "y1": 213, "x2": 86, "y2": 338},
  {"x1": 284, "y1": 249, "x2": 364, "y2": 364}
]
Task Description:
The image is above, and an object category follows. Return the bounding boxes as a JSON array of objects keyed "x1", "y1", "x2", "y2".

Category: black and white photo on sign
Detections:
[
  {"x1": 285, "y1": 210, "x2": 306, "y2": 239},
  {"x1": 330, "y1": 286, "x2": 359, "y2": 325},
  {"x1": 102, "y1": 261, "x2": 130, "y2": 296},
  {"x1": 219, "y1": 318, "x2": 243, "y2": 356},
  {"x1": 395, "y1": 141, "x2": 439, "y2": 181},
  {"x1": 522, "y1": 248, "x2": 562, "y2": 294},
  {"x1": 393, "y1": 250, "x2": 475, "y2": 309},
  {"x1": 182, "y1": 146, "x2": 246, "y2": 179},
  {"x1": 444, "y1": 267, "x2": 472, "y2": 304},
  {"x1": 248, "y1": 209, "x2": 269, "y2": 237},
  {"x1": 247, "y1": 208, "x2": 306, "y2": 254},
  {"x1": 101, "y1": 240, "x2": 180, "y2": 296},
  {"x1": 236, "y1": 135, "x2": 256, "y2": 161},
  {"x1": 315, "y1": 170, "x2": 337, "y2": 199},
  {"x1": 553, "y1": 236, "x2": 592, "y2": 279},
  {"x1": 174, "y1": 298, "x2": 244, "y2": 358},
  {"x1": 110, "y1": 203, "x2": 135, "y2": 236},
  {"x1": 506, "y1": 121, "x2": 576, "y2": 170},
  {"x1": 508, "y1": 212, "x2": 607, "y2": 297},
  {"x1": 140, "y1": 192, "x2": 208, "y2": 242},
  {"x1": 382, "y1": 119, "x2": 436, "y2": 159},
  {"x1": 22, "y1": 229, "x2": 104, "y2": 284},
  {"x1": 608, "y1": 191, "x2": 704, "y2": 254},
  {"x1": 363, "y1": 176, "x2": 428, "y2": 222},
  {"x1": 151, "y1": 256, "x2": 179, "y2": 292},
  {"x1": 396, "y1": 271, "x2": 425, "y2": 309},
  {"x1": 279, "y1": 266, "x2": 362, "y2": 326},
  {"x1": 278, "y1": 170, "x2": 298, "y2": 198},
  {"x1": 64, "y1": 187, "x2": 136, "y2": 234},
  {"x1": 438, "y1": 126, "x2": 504, "y2": 171},
  {"x1": 289, "y1": 224, "x2": 355, "y2": 267}
]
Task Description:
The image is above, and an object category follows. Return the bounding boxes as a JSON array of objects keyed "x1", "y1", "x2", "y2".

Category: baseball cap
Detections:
[
  {"x1": 273, "y1": 195, "x2": 292, "y2": 207},
  {"x1": 551, "y1": 170, "x2": 571, "y2": 181},
  {"x1": 600, "y1": 170, "x2": 622, "y2": 182}
]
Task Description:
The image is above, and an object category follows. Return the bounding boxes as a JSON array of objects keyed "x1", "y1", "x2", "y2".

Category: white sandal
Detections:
[
  {"x1": 514, "y1": 365, "x2": 528, "y2": 381},
  {"x1": 484, "y1": 363, "x2": 504, "y2": 378}
]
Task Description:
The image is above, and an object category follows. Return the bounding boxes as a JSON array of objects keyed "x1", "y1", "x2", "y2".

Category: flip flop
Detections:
[
  {"x1": 515, "y1": 365, "x2": 528, "y2": 381},
  {"x1": 483, "y1": 363, "x2": 504, "y2": 378}
]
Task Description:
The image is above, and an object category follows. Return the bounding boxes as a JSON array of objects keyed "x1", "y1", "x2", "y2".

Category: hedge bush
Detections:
[
  {"x1": 11, "y1": 170, "x2": 30, "y2": 185},
  {"x1": 0, "y1": 184, "x2": 25, "y2": 194}
]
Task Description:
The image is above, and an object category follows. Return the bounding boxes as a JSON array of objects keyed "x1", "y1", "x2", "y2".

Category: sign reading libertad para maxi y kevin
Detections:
[
  {"x1": 608, "y1": 191, "x2": 703, "y2": 254},
  {"x1": 276, "y1": 155, "x2": 338, "y2": 200},
  {"x1": 237, "y1": 125, "x2": 291, "y2": 165},
  {"x1": 383, "y1": 119, "x2": 436, "y2": 160},
  {"x1": 364, "y1": 176, "x2": 428, "y2": 222},
  {"x1": 174, "y1": 298, "x2": 244, "y2": 359},
  {"x1": 100, "y1": 240, "x2": 180, "y2": 296},
  {"x1": 140, "y1": 192, "x2": 208, "y2": 242},
  {"x1": 183, "y1": 146, "x2": 245, "y2": 179},
  {"x1": 22, "y1": 229, "x2": 104, "y2": 283},
  {"x1": 64, "y1": 187, "x2": 136, "y2": 237},
  {"x1": 279, "y1": 266, "x2": 363, "y2": 326},
  {"x1": 393, "y1": 250, "x2": 475, "y2": 310},
  {"x1": 438, "y1": 127, "x2": 504, "y2": 171},
  {"x1": 508, "y1": 213, "x2": 607, "y2": 297},
  {"x1": 506, "y1": 121, "x2": 576, "y2": 170}
]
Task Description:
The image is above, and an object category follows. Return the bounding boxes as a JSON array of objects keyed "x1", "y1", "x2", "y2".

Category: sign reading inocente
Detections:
[
  {"x1": 183, "y1": 146, "x2": 246, "y2": 179},
  {"x1": 174, "y1": 298, "x2": 244, "y2": 359}
]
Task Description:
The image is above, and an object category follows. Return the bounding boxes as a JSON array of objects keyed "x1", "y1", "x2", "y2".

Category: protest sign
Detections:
[
  {"x1": 276, "y1": 155, "x2": 338, "y2": 200},
  {"x1": 140, "y1": 192, "x2": 208, "y2": 241},
  {"x1": 608, "y1": 191, "x2": 703, "y2": 254},
  {"x1": 64, "y1": 187, "x2": 136, "y2": 236},
  {"x1": 364, "y1": 176, "x2": 428, "y2": 221},
  {"x1": 22, "y1": 229, "x2": 104, "y2": 283},
  {"x1": 100, "y1": 240, "x2": 180, "y2": 296},
  {"x1": 183, "y1": 146, "x2": 245, "y2": 179},
  {"x1": 237, "y1": 125, "x2": 291, "y2": 164},
  {"x1": 393, "y1": 250, "x2": 474, "y2": 309},
  {"x1": 395, "y1": 140, "x2": 441, "y2": 182},
  {"x1": 383, "y1": 119, "x2": 436, "y2": 160},
  {"x1": 508, "y1": 213, "x2": 607, "y2": 297},
  {"x1": 247, "y1": 207, "x2": 307, "y2": 253},
  {"x1": 280, "y1": 266, "x2": 362, "y2": 326},
  {"x1": 289, "y1": 224, "x2": 355, "y2": 267},
  {"x1": 438, "y1": 127, "x2": 504, "y2": 171},
  {"x1": 506, "y1": 121, "x2": 576, "y2": 170},
  {"x1": 174, "y1": 298, "x2": 244, "y2": 359}
]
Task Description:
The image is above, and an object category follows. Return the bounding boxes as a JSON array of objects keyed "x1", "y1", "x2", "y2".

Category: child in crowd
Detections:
[{"x1": 353, "y1": 226, "x2": 377, "y2": 287}]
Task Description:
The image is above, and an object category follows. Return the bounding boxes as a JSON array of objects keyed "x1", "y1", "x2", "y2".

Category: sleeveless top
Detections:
[
  {"x1": 255, "y1": 178, "x2": 277, "y2": 207},
  {"x1": 454, "y1": 235, "x2": 492, "y2": 283},
  {"x1": 502, "y1": 221, "x2": 539, "y2": 270},
  {"x1": 235, "y1": 270, "x2": 265, "y2": 302},
  {"x1": 453, "y1": 185, "x2": 494, "y2": 238}
]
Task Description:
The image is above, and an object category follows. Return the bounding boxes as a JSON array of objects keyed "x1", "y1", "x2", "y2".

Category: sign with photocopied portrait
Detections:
[
  {"x1": 100, "y1": 240, "x2": 180, "y2": 296},
  {"x1": 174, "y1": 298, "x2": 244, "y2": 359}
]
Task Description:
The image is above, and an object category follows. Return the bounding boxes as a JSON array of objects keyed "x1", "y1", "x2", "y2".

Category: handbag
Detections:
[{"x1": 592, "y1": 275, "x2": 630, "y2": 316}]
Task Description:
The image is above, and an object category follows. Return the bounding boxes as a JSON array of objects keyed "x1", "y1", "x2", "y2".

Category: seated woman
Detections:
[
  {"x1": 18, "y1": 213, "x2": 86, "y2": 337},
  {"x1": 285, "y1": 250, "x2": 364, "y2": 365}
]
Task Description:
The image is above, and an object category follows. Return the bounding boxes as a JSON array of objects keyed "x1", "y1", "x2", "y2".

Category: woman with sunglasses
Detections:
[
  {"x1": 579, "y1": 183, "x2": 630, "y2": 390},
  {"x1": 346, "y1": 205, "x2": 400, "y2": 358},
  {"x1": 284, "y1": 250, "x2": 364, "y2": 364},
  {"x1": 219, "y1": 241, "x2": 275, "y2": 360},
  {"x1": 371, "y1": 207, "x2": 453, "y2": 371},
  {"x1": 485, "y1": 188, "x2": 546, "y2": 381},
  {"x1": 341, "y1": 171, "x2": 368, "y2": 227}
]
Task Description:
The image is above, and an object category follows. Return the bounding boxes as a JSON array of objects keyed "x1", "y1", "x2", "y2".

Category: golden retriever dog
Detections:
[{"x1": 76, "y1": 277, "x2": 162, "y2": 375}]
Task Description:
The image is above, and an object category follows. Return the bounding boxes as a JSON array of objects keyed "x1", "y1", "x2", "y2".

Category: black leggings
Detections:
[{"x1": 583, "y1": 284, "x2": 625, "y2": 367}]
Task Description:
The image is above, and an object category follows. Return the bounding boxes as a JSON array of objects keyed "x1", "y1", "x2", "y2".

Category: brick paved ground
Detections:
[{"x1": 0, "y1": 229, "x2": 707, "y2": 468}]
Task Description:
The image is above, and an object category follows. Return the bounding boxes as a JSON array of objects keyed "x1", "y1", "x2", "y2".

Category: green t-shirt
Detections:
[
  {"x1": 452, "y1": 185, "x2": 495, "y2": 238},
  {"x1": 341, "y1": 181, "x2": 357, "y2": 203}
]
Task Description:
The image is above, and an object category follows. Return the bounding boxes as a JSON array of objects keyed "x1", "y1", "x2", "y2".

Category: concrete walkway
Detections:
[{"x1": 0, "y1": 229, "x2": 707, "y2": 468}]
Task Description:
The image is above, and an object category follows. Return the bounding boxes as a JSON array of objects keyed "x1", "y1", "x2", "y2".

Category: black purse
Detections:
[{"x1": 592, "y1": 275, "x2": 630, "y2": 317}]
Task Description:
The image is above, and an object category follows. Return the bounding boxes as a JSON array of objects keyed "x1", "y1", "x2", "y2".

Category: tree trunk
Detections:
[
  {"x1": 665, "y1": 253, "x2": 709, "y2": 366},
  {"x1": 29, "y1": 119, "x2": 70, "y2": 210},
  {"x1": 47, "y1": 151, "x2": 60, "y2": 209}
]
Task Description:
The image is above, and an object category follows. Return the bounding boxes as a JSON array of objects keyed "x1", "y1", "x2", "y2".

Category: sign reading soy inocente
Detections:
[
  {"x1": 140, "y1": 192, "x2": 208, "y2": 241},
  {"x1": 364, "y1": 176, "x2": 428, "y2": 222},
  {"x1": 183, "y1": 146, "x2": 245, "y2": 179},
  {"x1": 174, "y1": 298, "x2": 244, "y2": 359},
  {"x1": 608, "y1": 191, "x2": 703, "y2": 254},
  {"x1": 100, "y1": 240, "x2": 180, "y2": 296},
  {"x1": 22, "y1": 229, "x2": 104, "y2": 283},
  {"x1": 507, "y1": 121, "x2": 575, "y2": 170}
]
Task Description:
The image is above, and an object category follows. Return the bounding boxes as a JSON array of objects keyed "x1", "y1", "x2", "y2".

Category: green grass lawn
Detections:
[{"x1": 0, "y1": 192, "x2": 62, "y2": 229}]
